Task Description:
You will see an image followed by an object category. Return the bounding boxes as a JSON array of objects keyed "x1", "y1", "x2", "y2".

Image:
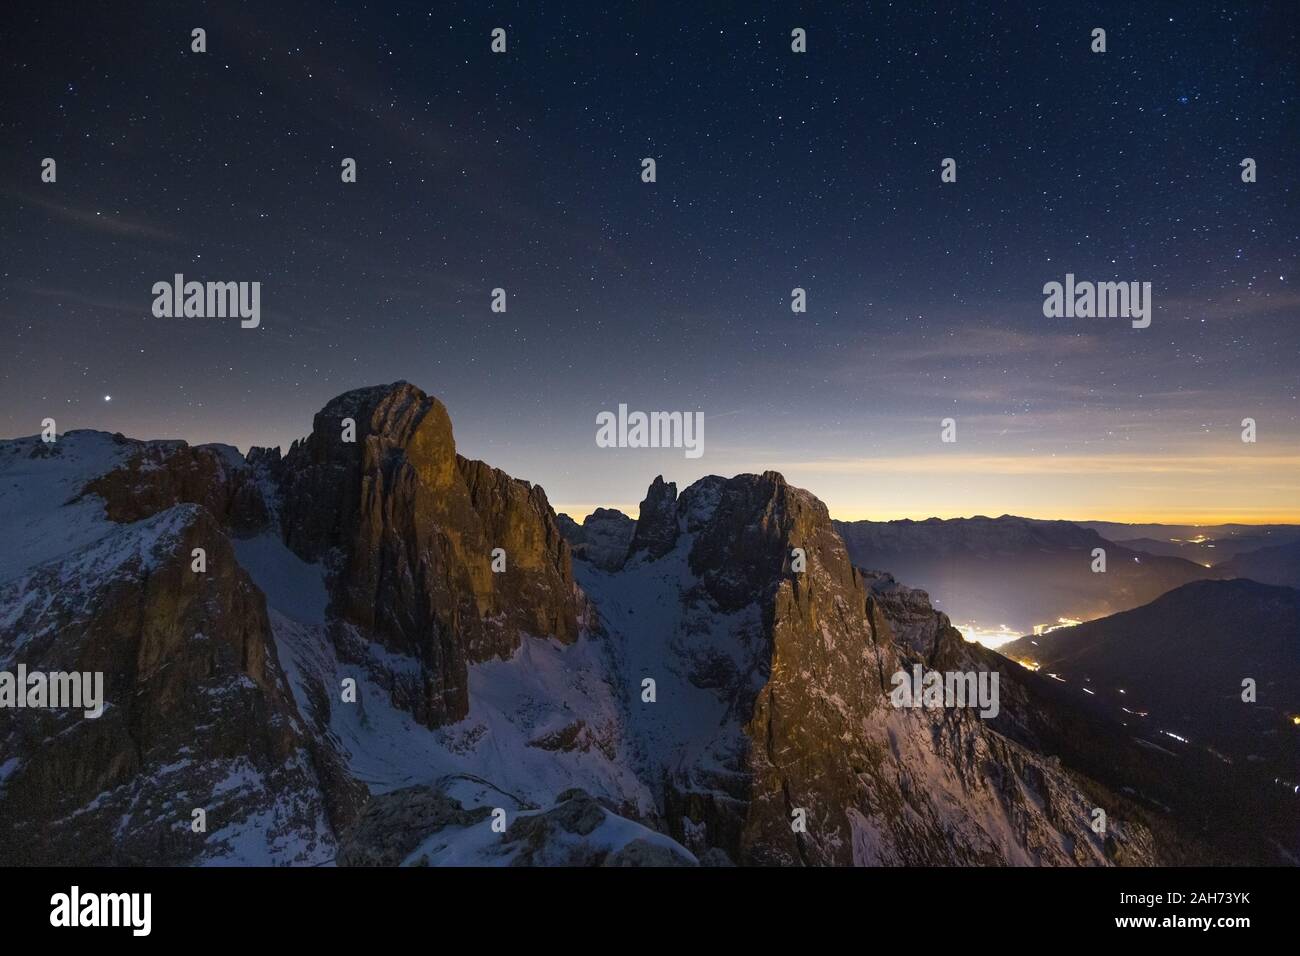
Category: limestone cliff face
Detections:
[
  {"x1": 653, "y1": 471, "x2": 887, "y2": 864},
  {"x1": 456, "y1": 455, "x2": 583, "y2": 647},
  {"x1": 860, "y1": 570, "x2": 948, "y2": 657},
  {"x1": 705, "y1": 475, "x2": 886, "y2": 864},
  {"x1": 277, "y1": 382, "x2": 585, "y2": 726},
  {"x1": 0, "y1": 505, "x2": 341, "y2": 865}
]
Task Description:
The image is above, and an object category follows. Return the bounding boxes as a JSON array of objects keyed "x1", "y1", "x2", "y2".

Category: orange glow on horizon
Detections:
[
  {"x1": 553, "y1": 450, "x2": 1300, "y2": 526},
  {"x1": 554, "y1": 503, "x2": 1300, "y2": 526},
  {"x1": 825, "y1": 508, "x2": 1300, "y2": 525}
]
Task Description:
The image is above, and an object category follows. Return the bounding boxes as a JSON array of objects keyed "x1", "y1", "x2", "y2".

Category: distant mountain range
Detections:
[
  {"x1": 1, "y1": 382, "x2": 1294, "y2": 866},
  {"x1": 833, "y1": 515, "x2": 1223, "y2": 636},
  {"x1": 1080, "y1": 521, "x2": 1300, "y2": 563},
  {"x1": 1214, "y1": 540, "x2": 1300, "y2": 589}
]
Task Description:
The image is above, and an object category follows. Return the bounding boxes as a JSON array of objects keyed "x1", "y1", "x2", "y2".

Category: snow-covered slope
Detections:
[{"x1": 0, "y1": 431, "x2": 135, "y2": 581}]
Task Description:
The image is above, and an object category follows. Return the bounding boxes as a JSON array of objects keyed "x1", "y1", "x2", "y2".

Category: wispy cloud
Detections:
[{"x1": 5, "y1": 190, "x2": 178, "y2": 242}]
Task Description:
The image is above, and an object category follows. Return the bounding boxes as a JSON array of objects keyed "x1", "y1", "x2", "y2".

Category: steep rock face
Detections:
[
  {"x1": 669, "y1": 471, "x2": 892, "y2": 864},
  {"x1": 0, "y1": 505, "x2": 337, "y2": 865},
  {"x1": 695, "y1": 473, "x2": 886, "y2": 864},
  {"x1": 861, "y1": 570, "x2": 947, "y2": 657},
  {"x1": 733, "y1": 476, "x2": 883, "y2": 858},
  {"x1": 456, "y1": 455, "x2": 583, "y2": 646},
  {"x1": 626, "y1": 476, "x2": 680, "y2": 561},
  {"x1": 600, "y1": 472, "x2": 1157, "y2": 866},
  {"x1": 276, "y1": 382, "x2": 584, "y2": 727}
]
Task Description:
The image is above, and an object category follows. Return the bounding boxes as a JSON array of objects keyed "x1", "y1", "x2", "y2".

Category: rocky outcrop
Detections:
[
  {"x1": 336, "y1": 786, "x2": 491, "y2": 866},
  {"x1": 556, "y1": 508, "x2": 635, "y2": 571},
  {"x1": 861, "y1": 570, "x2": 947, "y2": 657},
  {"x1": 0, "y1": 505, "x2": 339, "y2": 865},
  {"x1": 649, "y1": 470, "x2": 884, "y2": 864},
  {"x1": 338, "y1": 786, "x2": 695, "y2": 866},
  {"x1": 276, "y1": 382, "x2": 585, "y2": 727},
  {"x1": 77, "y1": 436, "x2": 270, "y2": 532}
]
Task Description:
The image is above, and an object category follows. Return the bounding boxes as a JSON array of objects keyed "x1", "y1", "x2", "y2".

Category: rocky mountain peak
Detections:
[
  {"x1": 626, "y1": 475, "x2": 680, "y2": 561},
  {"x1": 557, "y1": 508, "x2": 635, "y2": 571},
  {"x1": 276, "y1": 382, "x2": 583, "y2": 727},
  {"x1": 279, "y1": 381, "x2": 455, "y2": 561},
  {"x1": 686, "y1": 470, "x2": 850, "y2": 613}
]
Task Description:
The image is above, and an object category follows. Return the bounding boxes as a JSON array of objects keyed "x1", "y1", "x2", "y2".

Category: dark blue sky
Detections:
[{"x1": 2, "y1": 1, "x2": 1297, "y2": 520}]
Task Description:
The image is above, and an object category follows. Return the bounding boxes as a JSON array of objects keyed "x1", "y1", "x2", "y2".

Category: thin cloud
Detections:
[{"x1": 6, "y1": 190, "x2": 178, "y2": 242}]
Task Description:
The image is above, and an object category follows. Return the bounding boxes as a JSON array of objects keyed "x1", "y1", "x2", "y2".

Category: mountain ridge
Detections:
[
  {"x1": 834, "y1": 514, "x2": 1222, "y2": 635},
  {"x1": 0, "y1": 382, "x2": 1282, "y2": 865}
]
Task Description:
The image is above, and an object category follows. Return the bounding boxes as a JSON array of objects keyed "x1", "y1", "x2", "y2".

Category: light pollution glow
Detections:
[{"x1": 553, "y1": 450, "x2": 1300, "y2": 525}]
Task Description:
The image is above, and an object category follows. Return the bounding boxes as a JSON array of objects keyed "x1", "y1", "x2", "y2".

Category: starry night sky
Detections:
[{"x1": 2, "y1": 1, "x2": 1297, "y2": 522}]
